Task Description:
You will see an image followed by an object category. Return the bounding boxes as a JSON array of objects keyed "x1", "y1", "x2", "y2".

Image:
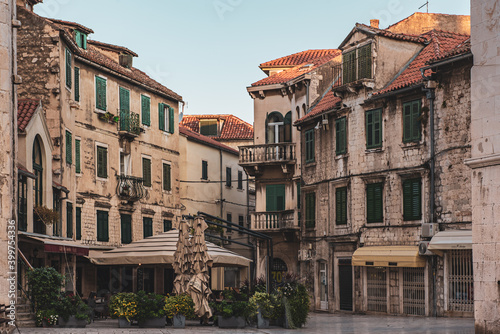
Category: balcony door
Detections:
[
  {"x1": 119, "y1": 87, "x2": 130, "y2": 131},
  {"x1": 266, "y1": 112, "x2": 291, "y2": 160},
  {"x1": 266, "y1": 184, "x2": 285, "y2": 212}
]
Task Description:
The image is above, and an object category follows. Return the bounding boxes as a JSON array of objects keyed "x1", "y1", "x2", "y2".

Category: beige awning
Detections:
[
  {"x1": 428, "y1": 230, "x2": 472, "y2": 250},
  {"x1": 352, "y1": 245, "x2": 425, "y2": 268},
  {"x1": 19, "y1": 231, "x2": 89, "y2": 256},
  {"x1": 89, "y1": 230, "x2": 251, "y2": 267}
]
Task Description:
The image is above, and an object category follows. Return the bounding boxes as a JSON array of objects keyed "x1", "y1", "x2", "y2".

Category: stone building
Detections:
[
  {"x1": 294, "y1": 16, "x2": 473, "y2": 316},
  {"x1": 15, "y1": 4, "x2": 183, "y2": 297},
  {"x1": 239, "y1": 49, "x2": 341, "y2": 283},
  {"x1": 468, "y1": 0, "x2": 500, "y2": 332}
]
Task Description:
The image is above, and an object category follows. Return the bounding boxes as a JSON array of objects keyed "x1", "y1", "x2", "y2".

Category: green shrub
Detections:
[
  {"x1": 109, "y1": 292, "x2": 137, "y2": 322},
  {"x1": 56, "y1": 294, "x2": 90, "y2": 322},
  {"x1": 164, "y1": 294, "x2": 195, "y2": 319},
  {"x1": 27, "y1": 267, "x2": 64, "y2": 312},
  {"x1": 135, "y1": 291, "x2": 166, "y2": 322}
]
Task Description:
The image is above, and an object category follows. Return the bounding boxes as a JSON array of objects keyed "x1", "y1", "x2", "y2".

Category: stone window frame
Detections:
[
  {"x1": 96, "y1": 208, "x2": 109, "y2": 242},
  {"x1": 142, "y1": 154, "x2": 152, "y2": 188},
  {"x1": 397, "y1": 169, "x2": 428, "y2": 225},
  {"x1": 361, "y1": 175, "x2": 387, "y2": 226}
]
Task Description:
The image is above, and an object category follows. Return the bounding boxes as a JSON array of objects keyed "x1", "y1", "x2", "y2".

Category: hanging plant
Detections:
[
  {"x1": 98, "y1": 112, "x2": 118, "y2": 123},
  {"x1": 34, "y1": 206, "x2": 59, "y2": 226}
]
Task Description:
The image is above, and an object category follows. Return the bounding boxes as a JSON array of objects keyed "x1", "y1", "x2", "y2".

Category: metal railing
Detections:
[
  {"x1": 239, "y1": 143, "x2": 296, "y2": 165},
  {"x1": 116, "y1": 175, "x2": 147, "y2": 201},
  {"x1": 251, "y1": 210, "x2": 297, "y2": 230},
  {"x1": 118, "y1": 111, "x2": 140, "y2": 136}
]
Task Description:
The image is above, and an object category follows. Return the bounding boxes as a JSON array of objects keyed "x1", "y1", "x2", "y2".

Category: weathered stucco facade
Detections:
[{"x1": 468, "y1": 0, "x2": 500, "y2": 332}]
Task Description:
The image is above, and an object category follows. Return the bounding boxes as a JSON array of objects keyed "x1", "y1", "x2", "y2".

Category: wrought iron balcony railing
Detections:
[
  {"x1": 239, "y1": 143, "x2": 296, "y2": 165},
  {"x1": 118, "y1": 111, "x2": 140, "y2": 136},
  {"x1": 251, "y1": 210, "x2": 298, "y2": 231},
  {"x1": 331, "y1": 54, "x2": 374, "y2": 88},
  {"x1": 116, "y1": 175, "x2": 147, "y2": 201}
]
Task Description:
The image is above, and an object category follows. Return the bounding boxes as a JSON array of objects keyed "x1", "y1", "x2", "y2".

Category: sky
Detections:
[{"x1": 34, "y1": 0, "x2": 470, "y2": 124}]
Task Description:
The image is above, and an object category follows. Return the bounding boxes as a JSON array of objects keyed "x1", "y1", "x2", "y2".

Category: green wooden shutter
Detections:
[
  {"x1": 169, "y1": 107, "x2": 175, "y2": 133},
  {"x1": 412, "y1": 179, "x2": 421, "y2": 219},
  {"x1": 373, "y1": 183, "x2": 383, "y2": 222},
  {"x1": 65, "y1": 48, "x2": 72, "y2": 88},
  {"x1": 143, "y1": 158, "x2": 151, "y2": 187},
  {"x1": 403, "y1": 102, "x2": 412, "y2": 142},
  {"x1": 75, "y1": 139, "x2": 81, "y2": 173},
  {"x1": 266, "y1": 185, "x2": 276, "y2": 211},
  {"x1": 226, "y1": 167, "x2": 231, "y2": 187},
  {"x1": 358, "y1": 44, "x2": 372, "y2": 79},
  {"x1": 305, "y1": 192, "x2": 315, "y2": 228},
  {"x1": 412, "y1": 100, "x2": 421, "y2": 141},
  {"x1": 336, "y1": 187, "x2": 347, "y2": 225},
  {"x1": 66, "y1": 131, "x2": 72, "y2": 164},
  {"x1": 75, "y1": 30, "x2": 82, "y2": 47},
  {"x1": 97, "y1": 146, "x2": 107, "y2": 178},
  {"x1": 276, "y1": 184, "x2": 285, "y2": 211},
  {"x1": 141, "y1": 95, "x2": 151, "y2": 126},
  {"x1": 95, "y1": 76, "x2": 107, "y2": 111},
  {"x1": 74, "y1": 67, "x2": 80, "y2": 102},
  {"x1": 265, "y1": 113, "x2": 269, "y2": 143},
  {"x1": 158, "y1": 103, "x2": 165, "y2": 131},
  {"x1": 66, "y1": 202, "x2": 73, "y2": 238},
  {"x1": 403, "y1": 180, "x2": 412, "y2": 220},
  {"x1": 343, "y1": 50, "x2": 356, "y2": 84},
  {"x1": 374, "y1": 109, "x2": 381, "y2": 147},
  {"x1": 305, "y1": 129, "x2": 315, "y2": 163},
  {"x1": 336, "y1": 117, "x2": 346, "y2": 155},
  {"x1": 97, "y1": 210, "x2": 109, "y2": 242},
  {"x1": 119, "y1": 87, "x2": 130, "y2": 113},
  {"x1": 82, "y1": 34, "x2": 87, "y2": 49},
  {"x1": 121, "y1": 214, "x2": 132, "y2": 244},
  {"x1": 367, "y1": 183, "x2": 383, "y2": 223},
  {"x1": 75, "y1": 207, "x2": 81, "y2": 240},
  {"x1": 163, "y1": 163, "x2": 171, "y2": 191},
  {"x1": 404, "y1": 178, "x2": 421, "y2": 220},
  {"x1": 143, "y1": 217, "x2": 153, "y2": 238},
  {"x1": 202, "y1": 160, "x2": 208, "y2": 180}
]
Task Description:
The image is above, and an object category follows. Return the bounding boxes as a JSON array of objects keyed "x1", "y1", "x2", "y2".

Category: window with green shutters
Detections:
[
  {"x1": 266, "y1": 184, "x2": 285, "y2": 211},
  {"x1": 96, "y1": 210, "x2": 109, "y2": 242},
  {"x1": 121, "y1": 214, "x2": 132, "y2": 244},
  {"x1": 163, "y1": 220, "x2": 172, "y2": 232},
  {"x1": 343, "y1": 44, "x2": 372, "y2": 84},
  {"x1": 403, "y1": 100, "x2": 421, "y2": 143},
  {"x1": 74, "y1": 30, "x2": 87, "y2": 49},
  {"x1": 226, "y1": 213, "x2": 232, "y2": 228},
  {"x1": 65, "y1": 48, "x2": 72, "y2": 88},
  {"x1": 226, "y1": 167, "x2": 232, "y2": 187},
  {"x1": 336, "y1": 117, "x2": 347, "y2": 155},
  {"x1": 74, "y1": 67, "x2": 80, "y2": 102},
  {"x1": 237, "y1": 171, "x2": 243, "y2": 189},
  {"x1": 96, "y1": 146, "x2": 107, "y2": 178},
  {"x1": 75, "y1": 139, "x2": 81, "y2": 174},
  {"x1": 141, "y1": 95, "x2": 151, "y2": 126},
  {"x1": 65, "y1": 131, "x2": 72, "y2": 165},
  {"x1": 366, "y1": 108, "x2": 382, "y2": 149},
  {"x1": 358, "y1": 44, "x2": 372, "y2": 80},
  {"x1": 305, "y1": 192, "x2": 316, "y2": 228},
  {"x1": 238, "y1": 215, "x2": 244, "y2": 233},
  {"x1": 158, "y1": 103, "x2": 175, "y2": 133},
  {"x1": 95, "y1": 76, "x2": 107, "y2": 111},
  {"x1": 66, "y1": 202, "x2": 73, "y2": 238},
  {"x1": 336, "y1": 187, "x2": 348, "y2": 225},
  {"x1": 343, "y1": 50, "x2": 356, "y2": 84},
  {"x1": 143, "y1": 217, "x2": 153, "y2": 238},
  {"x1": 75, "y1": 207, "x2": 81, "y2": 240},
  {"x1": 366, "y1": 182, "x2": 384, "y2": 223},
  {"x1": 200, "y1": 119, "x2": 218, "y2": 136},
  {"x1": 403, "y1": 178, "x2": 422, "y2": 221},
  {"x1": 163, "y1": 163, "x2": 171, "y2": 191},
  {"x1": 201, "y1": 160, "x2": 208, "y2": 180},
  {"x1": 143, "y1": 157, "x2": 151, "y2": 187},
  {"x1": 305, "y1": 129, "x2": 315, "y2": 163}
]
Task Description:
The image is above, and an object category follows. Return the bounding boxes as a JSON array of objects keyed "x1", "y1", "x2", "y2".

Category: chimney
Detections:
[{"x1": 370, "y1": 19, "x2": 379, "y2": 29}]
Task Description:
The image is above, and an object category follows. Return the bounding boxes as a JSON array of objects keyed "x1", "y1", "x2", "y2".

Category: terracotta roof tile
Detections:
[
  {"x1": 87, "y1": 40, "x2": 138, "y2": 57},
  {"x1": 47, "y1": 18, "x2": 94, "y2": 34},
  {"x1": 180, "y1": 115, "x2": 253, "y2": 141},
  {"x1": 374, "y1": 30, "x2": 469, "y2": 96},
  {"x1": 428, "y1": 38, "x2": 471, "y2": 63},
  {"x1": 295, "y1": 90, "x2": 341, "y2": 124},
  {"x1": 252, "y1": 51, "x2": 341, "y2": 87},
  {"x1": 260, "y1": 49, "x2": 340, "y2": 68},
  {"x1": 17, "y1": 99, "x2": 40, "y2": 131},
  {"x1": 179, "y1": 126, "x2": 238, "y2": 155},
  {"x1": 356, "y1": 23, "x2": 428, "y2": 44}
]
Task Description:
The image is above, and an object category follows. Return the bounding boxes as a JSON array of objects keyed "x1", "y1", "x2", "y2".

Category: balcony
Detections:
[
  {"x1": 116, "y1": 175, "x2": 147, "y2": 201},
  {"x1": 330, "y1": 53, "x2": 374, "y2": 92},
  {"x1": 251, "y1": 210, "x2": 298, "y2": 231},
  {"x1": 239, "y1": 143, "x2": 296, "y2": 175},
  {"x1": 118, "y1": 111, "x2": 140, "y2": 138}
]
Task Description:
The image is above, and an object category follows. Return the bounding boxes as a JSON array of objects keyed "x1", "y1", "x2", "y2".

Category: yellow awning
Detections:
[{"x1": 352, "y1": 246, "x2": 425, "y2": 268}]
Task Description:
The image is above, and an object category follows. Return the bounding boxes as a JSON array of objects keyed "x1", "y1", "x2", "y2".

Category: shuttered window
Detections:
[
  {"x1": 305, "y1": 192, "x2": 316, "y2": 228},
  {"x1": 343, "y1": 50, "x2": 356, "y2": 84},
  {"x1": 141, "y1": 95, "x2": 151, "y2": 126},
  {"x1": 143, "y1": 217, "x2": 153, "y2": 238},
  {"x1": 200, "y1": 120, "x2": 218, "y2": 136},
  {"x1": 66, "y1": 202, "x2": 73, "y2": 238},
  {"x1": 75, "y1": 139, "x2": 81, "y2": 174},
  {"x1": 237, "y1": 171, "x2": 243, "y2": 189},
  {"x1": 65, "y1": 131, "x2": 72, "y2": 165},
  {"x1": 238, "y1": 215, "x2": 244, "y2": 233},
  {"x1": 158, "y1": 103, "x2": 175, "y2": 133},
  {"x1": 403, "y1": 100, "x2": 421, "y2": 143},
  {"x1": 305, "y1": 129, "x2": 315, "y2": 163},
  {"x1": 169, "y1": 106, "x2": 174, "y2": 133},
  {"x1": 366, "y1": 108, "x2": 382, "y2": 149},
  {"x1": 336, "y1": 117, "x2": 347, "y2": 155},
  {"x1": 201, "y1": 160, "x2": 208, "y2": 180},
  {"x1": 74, "y1": 67, "x2": 80, "y2": 102},
  {"x1": 96, "y1": 210, "x2": 109, "y2": 242},
  {"x1": 121, "y1": 214, "x2": 132, "y2": 244},
  {"x1": 358, "y1": 44, "x2": 372, "y2": 80},
  {"x1": 95, "y1": 76, "x2": 107, "y2": 111},
  {"x1": 266, "y1": 184, "x2": 285, "y2": 211},
  {"x1": 226, "y1": 167, "x2": 232, "y2": 187},
  {"x1": 65, "y1": 48, "x2": 72, "y2": 88},
  {"x1": 96, "y1": 146, "x2": 107, "y2": 178},
  {"x1": 366, "y1": 182, "x2": 383, "y2": 223},
  {"x1": 403, "y1": 178, "x2": 422, "y2": 221},
  {"x1": 74, "y1": 30, "x2": 87, "y2": 49},
  {"x1": 336, "y1": 187, "x2": 348, "y2": 225},
  {"x1": 75, "y1": 207, "x2": 81, "y2": 240},
  {"x1": 163, "y1": 163, "x2": 171, "y2": 191},
  {"x1": 143, "y1": 157, "x2": 151, "y2": 187}
]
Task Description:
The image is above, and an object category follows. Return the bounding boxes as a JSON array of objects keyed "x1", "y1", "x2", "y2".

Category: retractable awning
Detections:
[
  {"x1": 89, "y1": 230, "x2": 251, "y2": 267},
  {"x1": 428, "y1": 230, "x2": 472, "y2": 250},
  {"x1": 352, "y1": 245, "x2": 425, "y2": 268},
  {"x1": 19, "y1": 232, "x2": 89, "y2": 256}
]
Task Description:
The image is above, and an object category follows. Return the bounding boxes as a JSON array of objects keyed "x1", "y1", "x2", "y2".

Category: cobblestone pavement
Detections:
[{"x1": 15, "y1": 312, "x2": 474, "y2": 334}]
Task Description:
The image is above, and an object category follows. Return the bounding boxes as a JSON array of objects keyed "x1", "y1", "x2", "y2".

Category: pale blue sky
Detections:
[{"x1": 34, "y1": 0, "x2": 470, "y2": 124}]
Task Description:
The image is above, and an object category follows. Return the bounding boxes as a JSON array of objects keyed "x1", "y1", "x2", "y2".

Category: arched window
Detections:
[
  {"x1": 284, "y1": 111, "x2": 292, "y2": 142},
  {"x1": 33, "y1": 136, "x2": 45, "y2": 234},
  {"x1": 266, "y1": 111, "x2": 284, "y2": 144},
  {"x1": 271, "y1": 258, "x2": 288, "y2": 284}
]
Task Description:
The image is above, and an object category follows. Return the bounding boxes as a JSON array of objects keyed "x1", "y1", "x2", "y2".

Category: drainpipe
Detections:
[
  {"x1": 305, "y1": 80, "x2": 310, "y2": 110},
  {"x1": 219, "y1": 148, "x2": 223, "y2": 219}
]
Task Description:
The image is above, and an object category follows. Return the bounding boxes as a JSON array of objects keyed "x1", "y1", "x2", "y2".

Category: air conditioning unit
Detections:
[
  {"x1": 418, "y1": 241, "x2": 433, "y2": 256},
  {"x1": 421, "y1": 223, "x2": 436, "y2": 238}
]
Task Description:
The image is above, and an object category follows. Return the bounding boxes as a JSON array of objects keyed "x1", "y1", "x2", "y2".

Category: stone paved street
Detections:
[{"x1": 15, "y1": 312, "x2": 474, "y2": 334}]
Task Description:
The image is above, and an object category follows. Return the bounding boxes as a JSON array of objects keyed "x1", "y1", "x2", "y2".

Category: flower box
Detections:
[
  {"x1": 173, "y1": 314, "x2": 186, "y2": 328},
  {"x1": 257, "y1": 309, "x2": 270, "y2": 329},
  {"x1": 218, "y1": 316, "x2": 246, "y2": 328},
  {"x1": 118, "y1": 317, "x2": 131, "y2": 328}
]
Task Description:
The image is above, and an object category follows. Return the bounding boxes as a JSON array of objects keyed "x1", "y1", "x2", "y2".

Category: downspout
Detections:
[
  {"x1": 305, "y1": 80, "x2": 310, "y2": 109},
  {"x1": 219, "y1": 148, "x2": 223, "y2": 219}
]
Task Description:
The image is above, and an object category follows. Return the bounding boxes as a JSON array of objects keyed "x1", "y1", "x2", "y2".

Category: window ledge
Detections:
[
  {"x1": 365, "y1": 147, "x2": 383, "y2": 154},
  {"x1": 237, "y1": 188, "x2": 244, "y2": 192},
  {"x1": 400, "y1": 141, "x2": 422, "y2": 150},
  {"x1": 94, "y1": 109, "x2": 106, "y2": 115},
  {"x1": 335, "y1": 153, "x2": 349, "y2": 160},
  {"x1": 96, "y1": 177, "x2": 108, "y2": 182},
  {"x1": 305, "y1": 162, "x2": 316, "y2": 168},
  {"x1": 366, "y1": 221, "x2": 385, "y2": 226},
  {"x1": 200, "y1": 179, "x2": 209, "y2": 183},
  {"x1": 335, "y1": 224, "x2": 349, "y2": 228}
]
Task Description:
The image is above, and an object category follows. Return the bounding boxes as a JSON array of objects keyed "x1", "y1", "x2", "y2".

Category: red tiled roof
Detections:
[
  {"x1": 88, "y1": 40, "x2": 138, "y2": 57},
  {"x1": 252, "y1": 51, "x2": 341, "y2": 87},
  {"x1": 179, "y1": 126, "x2": 238, "y2": 155},
  {"x1": 356, "y1": 23, "x2": 428, "y2": 43},
  {"x1": 374, "y1": 30, "x2": 469, "y2": 96},
  {"x1": 47, "y1": 18, "x2": 94, "y2": 34},
  {"x1": 295, "y1": 90, "x2": 341, "y2": 124},
  {"x1": 17, "y1": 99, "x2": 40, "y2": 131},
  {"x1": 428, "y1": 38, "x2": 471, "y2": 63},
  {"x1": 260, "y1": 49, "x2": 340, "y2": 68},
  {"x1": 180, "y1": 114, "x2": 253, "y2": 141}
]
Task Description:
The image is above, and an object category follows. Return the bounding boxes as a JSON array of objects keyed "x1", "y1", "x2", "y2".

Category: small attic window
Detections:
[
  {"x1": 200, "y1": 119, "x2": 218, "y2": 136},
  {"x1": 119, "y1": 54, "x2": 133, "y2": 69},
  {"x1": 74, "y1": 30, "x2": 87, "y2": 49}
]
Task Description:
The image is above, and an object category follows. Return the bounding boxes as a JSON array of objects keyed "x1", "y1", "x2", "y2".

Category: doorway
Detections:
[
  {"x1": 319, "y1": 262, "x2": 328, "y2": 310},
  {"x1": 339, "y1": 258, "x2": 353, "y2": 311}
]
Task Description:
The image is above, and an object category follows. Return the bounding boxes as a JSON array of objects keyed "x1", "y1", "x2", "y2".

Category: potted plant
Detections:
[
  {"x1": 277, "y1": 277, "x2": 310, "y2": 329},
  {"x1": 57, "y1": 294, "x2": 90, "y2": 328},
  {"x1": 109, "y1": 292, "x2": 137, "y2": 328},
  {"x1": 27, "y1": 267, "x2": 64, "y2": 315},
  {"x1": 212, "y1": 290, "x2": 251, "y2": 329},
  {"x1": 33, "y1": 205, "x2": 59, "y2": 227},
  {"x1": 249, "y1": 292, "x2": 275, "y2": 329},
  {"x1": 164, "y1": 294, "x2": 195, "y2": 328},
  {"x1": 35, "y1": 309, "x2": 58, "y2": 327},
  {"x1": 136, "y1": 291, "x2": 166, "y2": 328}
]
